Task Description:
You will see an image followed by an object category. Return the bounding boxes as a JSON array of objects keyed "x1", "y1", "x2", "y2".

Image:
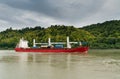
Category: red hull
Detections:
[{"x1": 15, "y1": 46, "x2": 89, "y2": 54}]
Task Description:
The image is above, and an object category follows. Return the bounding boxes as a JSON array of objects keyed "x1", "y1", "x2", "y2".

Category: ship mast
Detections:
[
  {"x1": 48, "y1": 38, "x2": 51, "y2": 46},
  {"x1": 33, "y1": 39, "x2": 36, "y2": 47},
  {"x1": 67, "y1": 36, "x2": 71, "y2": 48}
]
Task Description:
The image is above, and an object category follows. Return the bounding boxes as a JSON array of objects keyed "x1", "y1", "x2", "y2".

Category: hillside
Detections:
[
  {"x1": 82, "y1": 20, "x2": 120, "y2": 48},
  {"x1": 0, "y1": 25, "x2": 94, "y2": 49},
  {"x1": 0, "y1": 20, "x2": 120, "y2": 49},
  {"x1": 83, "y1": 20, "x2": 120, "y2": 37}
]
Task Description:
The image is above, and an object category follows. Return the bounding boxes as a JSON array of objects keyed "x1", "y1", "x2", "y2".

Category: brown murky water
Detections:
[{"x1": 0, "y1": 50, "x2": 120, "y2": 79}]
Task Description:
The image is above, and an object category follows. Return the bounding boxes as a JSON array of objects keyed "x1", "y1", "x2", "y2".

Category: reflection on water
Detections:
[{"x1": 0, "y1": 50, "x2": 120, "y2": 79}]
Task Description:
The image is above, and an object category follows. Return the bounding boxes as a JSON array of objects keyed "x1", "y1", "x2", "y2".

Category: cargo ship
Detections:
[{"x1": 15, "y1": 37, "x2": 89, "y2": 53}]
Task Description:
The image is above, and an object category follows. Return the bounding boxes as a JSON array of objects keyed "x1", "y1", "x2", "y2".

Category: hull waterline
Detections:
[{"x1": 15, "y1": 46, "x2": 89, "y2": 54}]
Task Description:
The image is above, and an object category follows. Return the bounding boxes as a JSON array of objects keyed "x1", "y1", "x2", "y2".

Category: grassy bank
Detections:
[{"x1": 0, "y1": 48, "x2": 14, "y2": 50}]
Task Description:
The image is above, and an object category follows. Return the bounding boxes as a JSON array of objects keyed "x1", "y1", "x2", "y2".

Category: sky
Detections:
[{"x1": 0, "y1": 0, "x2": 120, "y2": 31}]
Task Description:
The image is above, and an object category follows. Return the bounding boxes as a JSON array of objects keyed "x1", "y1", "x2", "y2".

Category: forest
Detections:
[{"x1": 0, "y1": 20, "x2": 120, "y2": 49}]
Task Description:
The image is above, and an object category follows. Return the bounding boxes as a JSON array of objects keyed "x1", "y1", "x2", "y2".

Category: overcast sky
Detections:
[{"x1": 0, "y1": 0, "x2": 120, "y2": 31}]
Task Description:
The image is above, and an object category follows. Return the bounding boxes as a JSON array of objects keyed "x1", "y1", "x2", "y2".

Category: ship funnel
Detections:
[{"x1": 67, "y1": 36, "x2": 71, "y2": 48}]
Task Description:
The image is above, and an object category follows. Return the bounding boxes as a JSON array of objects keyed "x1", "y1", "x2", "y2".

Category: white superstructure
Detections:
[
  {"x1": 17, "y1": 37, "x2": 83, "y2": 49},
  {"x1": 17, "y1": 38, "x2": 29, "y2": 48}
]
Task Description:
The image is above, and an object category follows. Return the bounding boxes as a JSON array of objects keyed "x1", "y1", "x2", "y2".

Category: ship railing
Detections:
[
  {"x1": 35, "y1": 43, "x2": 48, "y2": 45},
  {"x1": 51, "y1": 42, "x2": 66, "y2": 44},
  {"x1": 69, "y1": 42, "x2": 78, "y2": 44},
  {"x1": 35, "y1": 42, "x2": 80, "y2": 45}
]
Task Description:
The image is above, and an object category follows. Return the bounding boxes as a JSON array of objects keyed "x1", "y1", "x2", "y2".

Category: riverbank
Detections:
[{"x1": 0, "y1": 48, "x2": 14, "y2": 50}]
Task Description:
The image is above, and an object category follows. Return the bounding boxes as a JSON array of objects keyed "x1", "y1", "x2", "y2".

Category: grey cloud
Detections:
[
  {"x1": 0, "y1": 0, "x2": 120, "y2": 31},
  {"x1": 0, "y1": 0, "x2": 106, "y2": 22},
  {"x1": 0, "y1": 4, "x2": 27, "y2": 25},
  {"x1": 0, "y1": 0, "x2": 59, "y2": 17}
]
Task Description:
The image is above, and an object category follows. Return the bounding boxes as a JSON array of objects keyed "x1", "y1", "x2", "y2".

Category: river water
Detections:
[{"x1": 0, "y1": 50, "x2": 120, "y2": 79}]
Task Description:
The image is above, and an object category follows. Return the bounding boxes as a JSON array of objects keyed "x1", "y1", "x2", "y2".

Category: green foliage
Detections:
[
  {"x1": 83, "y1": 20, "x2": 120, "y2": 37},
  {"x1": 0, "y1": 25, "x2": 93, "y2": 49},
  {"x1": 1, "y1": 20, "x2": 120, "y2": 49},
  {"x1": 83, "y1": 20, "x2": 120, "y2": 49}
]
